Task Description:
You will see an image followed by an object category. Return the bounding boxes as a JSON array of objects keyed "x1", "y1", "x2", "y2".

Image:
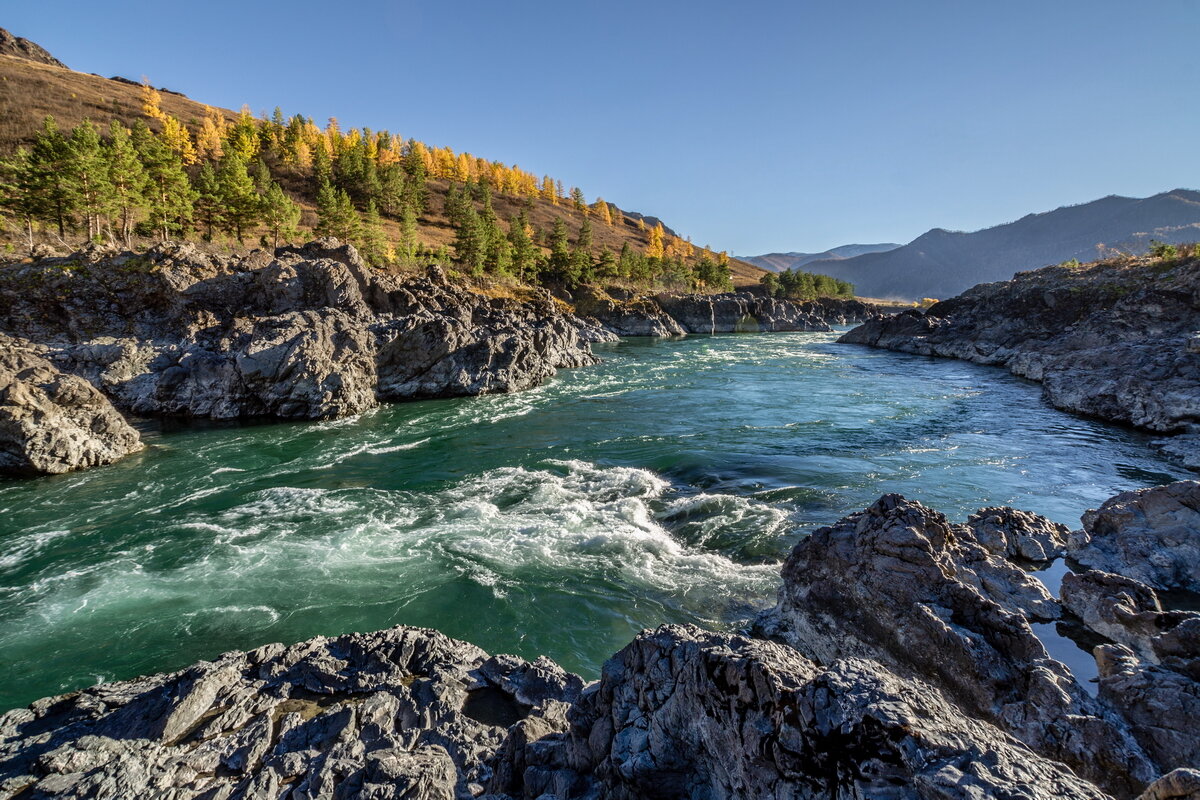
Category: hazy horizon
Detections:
[{"x1": 6, "y1": 0, "x2": 1197, "y2": 254}]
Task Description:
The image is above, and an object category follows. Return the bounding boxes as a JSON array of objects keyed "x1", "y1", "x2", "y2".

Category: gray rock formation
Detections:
[
  {"x1": 0, "y1": 239, "x2": 597, "y2": 429},
  {"x1": 571, "y1": 286, "x2": 887, "y2": 338},
  {"x1": 840, "y1": 255, "x2": 1200, "y2": 463},
  {"x1": 0, "y1": 335, "x2": 142, "y2": 476},
  {"x1": 0, "y1": 626, "x2": 582, "y2": 800},
  {"x1": 754, "y1": 493, "x2": 1157, "y2": 797},
  {"x1": 1069, "y1": 481, "x2": 1200, "y2": 592},
  {"x1": 500, "y1": 625, "x2": 1110, "y2": 800}
]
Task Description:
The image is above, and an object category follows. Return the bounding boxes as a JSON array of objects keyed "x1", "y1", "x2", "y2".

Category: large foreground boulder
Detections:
[
  {"x1": 0, "y1": 336, "x2": 142, "y2": 476},
  {"x1": 0, "y1": 627, "x2": 582, "y2": 799},
  {"x1": 754, "y1": 493, "x2": 1157, "y2": 797},
  {"x1": 497, "y1": 625, "x2": 1110, "y2": 800}
]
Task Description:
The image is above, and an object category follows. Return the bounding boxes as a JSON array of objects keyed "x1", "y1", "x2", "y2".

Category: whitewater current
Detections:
[{"x1": 0, "y1": 331, "x2": 1188, "y2": 711}]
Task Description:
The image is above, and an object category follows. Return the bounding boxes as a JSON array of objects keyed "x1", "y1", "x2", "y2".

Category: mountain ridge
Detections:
[{"x1": 802, "y1": 189, "x2": 1200, "y2": 300}]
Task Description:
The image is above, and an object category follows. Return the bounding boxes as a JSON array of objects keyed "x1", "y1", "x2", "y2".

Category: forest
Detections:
[{"x1": 0, "y1": 88, "x2": 738, "y2": 292}]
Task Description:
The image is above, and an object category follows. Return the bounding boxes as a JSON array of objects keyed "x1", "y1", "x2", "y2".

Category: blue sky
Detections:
[{"x1": 6, "y1": 1, "x2": 1198, "y2": 254}]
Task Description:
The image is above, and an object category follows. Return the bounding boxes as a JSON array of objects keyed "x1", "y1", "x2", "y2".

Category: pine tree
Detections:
[
  {"x1": 378, "y1": 163, "x2": 406, "y2": 216},
  {"x1": 105, "y1": 121, "x2": 149, "y2": 247},
  {"x1": 314, "y1": 180, "x2": 361, "y2": 241},
  {"x1": 27, "y1": 117, "x2": 73, "y2": 238},
  {"x1": 398, "y1": 200, "x2": 419, "y2": 260},
  {"x1": 402, "y1": 139, "x2": 428, "y2": 213},
  {"x1": 358, "y1": 200, "x2": 392, "y2": 265},
  {"x1": 546, "y1": 217, "x2": 571, "y2": 283},
  {"x1": 596, "y1": 247, "x2": 618, "y2": 279},
  {"x1": 193, "y1": 162, "x2": 224, "y2": 240},
  {"x1": 508, "y1": 212, "x2": 537, "y2": 280},
  {"x1": 569, "y1": 186, "x2": 586, "y2": 213},
  {"x1": 0, "y1": 147, "x2": 42, "y2": 252},
  {"x1": 260, "y1": 181, "x2": 301, "y2": 249},
  {"x1": 132, "y1": 122, "x2": 195, "y2": 242},
  {"x1": 452, "y1": 202, "x2": 487, "y2": 276},
  {"x1": 67, "y1": 121, "x2": 113, "y2": 241},
  {"x1": 216, "y1": 152, "x2": 261, "y2": 243},
  {"x1": 569, "y1": 216, "x2": 593, "y2": 285}
]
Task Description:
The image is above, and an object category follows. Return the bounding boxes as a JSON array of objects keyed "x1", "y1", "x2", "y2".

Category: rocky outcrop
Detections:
[
  {"x1": 501, "y1": 625, "x2": 1110, "y2": 800},
  {"x1": 0, "y1": 240, "x2": 597, "y2": 429},
  {"x1": 0, "y1": 27, "x2": 66, "y2": 68},
  {"x1": 0, "y1": 626, "x2": 582, "y2": 800},
  {"x1": 572, "y1": 286, "x2": 888, "y2": 337},
  {"x1": 1069, "y1": 481, "x2": 1200, "y2": 592},
  {"x1": 0, "y1": 335, "x2": 142, "y2": 476},
  {"x1": 754, "y1": 493, "x2": 1158, "y2": 797},
  {"x1": 1060, "y1": 568, "x2": 1200, "y2": 774},
  {"x1": 840, "y1": 256, "x2": 1200, "y2": 465}
]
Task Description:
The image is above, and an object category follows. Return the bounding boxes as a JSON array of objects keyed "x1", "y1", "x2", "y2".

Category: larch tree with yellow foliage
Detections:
[{"x1": 646, "y1": 222, "x2": 665, "y2": 260}]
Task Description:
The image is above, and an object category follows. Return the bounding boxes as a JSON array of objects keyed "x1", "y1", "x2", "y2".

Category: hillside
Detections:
[
  {"x1": 0, "y1": 33, "x2": 768, "y2": 288},
  {"x1": 802, "y1": 190, "x2": 1200, "y2": 300},
  {"x1": 741, "y1": 242, "x2": 900, "y2": 273}
]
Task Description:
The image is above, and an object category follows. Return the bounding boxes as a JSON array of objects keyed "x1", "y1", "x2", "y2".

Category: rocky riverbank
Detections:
[
  {"x1": 839, "y1": 254, "x2": 1200, "y2": 469},
  {"x1": 0, "y1": 240, "x2": 600, "y2": 476},
  {"x1": 571, "y1": 285, "x2": 886, "y2": 337},
  {"x1": 3, "y1": 481, "x2": 1198, "y2": 799}
]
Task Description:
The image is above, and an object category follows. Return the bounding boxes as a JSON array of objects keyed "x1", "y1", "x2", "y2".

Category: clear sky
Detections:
[{"x1": 6, "y1": 1, "x2": 1198, "y2": 254}]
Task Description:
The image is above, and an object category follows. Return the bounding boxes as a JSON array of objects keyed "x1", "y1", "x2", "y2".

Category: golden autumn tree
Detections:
[
  {"x1": 593, "y1": 198, "x2": 613, "y2": 226},
  {"x1": 196, "y1": 106, "x2": 226, "y2": 161},
  {"x1": 646, "y1": 222, "x2": 665, "y2": 259}
]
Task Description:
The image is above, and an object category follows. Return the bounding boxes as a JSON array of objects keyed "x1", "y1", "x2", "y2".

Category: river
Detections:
[{"x1": 0, "y1": 331, "x2": 1187, "y2": 711}]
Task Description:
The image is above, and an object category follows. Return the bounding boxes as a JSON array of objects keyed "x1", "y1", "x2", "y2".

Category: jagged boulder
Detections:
[
  {"x1": 0, "y1": 336, "x2": 142, "y2": 476},
  {"x1": 1069, "y1": 481, "x2": 1200, "y2": 592},
  {"x1": 497, "y1": 625, "x2": 1111, "y2": 800},
  {"x1": 754, "y1": 493, "x2": 1156, "y2": 797},
  {"x1": 0, "y1": 626, "x2": 582, "y2": 800}
]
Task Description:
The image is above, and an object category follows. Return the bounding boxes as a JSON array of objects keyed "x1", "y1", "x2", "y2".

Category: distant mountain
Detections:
[
  {"x1": 0, "y1": 27, "x2": 65, "y2": 68},
  {"x1": 741, "y1": 243, "x2": 901, "y2": 273},
  {"x1": 802, "y1": 190, "x2": 1200, "y2": 300}
]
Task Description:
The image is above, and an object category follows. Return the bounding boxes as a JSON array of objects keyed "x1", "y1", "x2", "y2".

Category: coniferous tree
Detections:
[
  {"x1": 402, "y1": 139, "x2": 428, "y2": 213},
  {"x1": 314, "y1": 180, "x2": 361, "y2": 241},
  {"x1": 646, "y1": 221, "x2": 666, "y2": 260},
  {"x1": 28, "y1": 117, "x2": 73, "y2": 238},
  {"x1": 398, "y1": 200, "x2": 419, "y2": 260},
  {"x1": 216, "y1": 152, "x2": 261, "y2": 243},
  {"x1": 452, "y1": 202, "x2": 487, "y2": 276},
  {"x1": 569, "y1": 186, "x2": 586, "y2": 213},
  {"x1": 545, "y1": 217, "x2": 571, "y2": 283},
  {"x1": 378, "y1": 163, "x2": 406, "y2": 216},
  {"x1": 508, "y1": 212, "x2": 537, "y2": 280},
  {"x1": 358, "y1": 200, "x2": 392, "y2": 265},
  {"x1": 67, "y1": 121, "x2": 113, "y2": 241},
  {"x1": 193, "y1": 162, "x2": 224, "y2": 240},
  {"x1": 596, "y1": 247, "x2": 618, "y2": 279},
  {"x1": 105, "y1": 122, "x2": 149, "y2": 247},
  {"x1": 130, "y1": 121, "x2": 194, "y2": 241},
  {"x1": 260, "y1": 181, "x2": 301, "y2": 249},
  {"x1": 0, "y1": 147, "x2": 42, "y2": 252}
]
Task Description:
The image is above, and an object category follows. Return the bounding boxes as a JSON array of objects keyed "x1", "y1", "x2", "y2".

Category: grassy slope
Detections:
[{"x1": 0, "y1": 53, "x2": 768, "y2": 288}]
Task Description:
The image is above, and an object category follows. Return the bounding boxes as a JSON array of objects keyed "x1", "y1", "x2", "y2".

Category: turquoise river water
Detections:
[{"x1": 0, "y1": 331, "x2": 1189, "y2": 711}]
